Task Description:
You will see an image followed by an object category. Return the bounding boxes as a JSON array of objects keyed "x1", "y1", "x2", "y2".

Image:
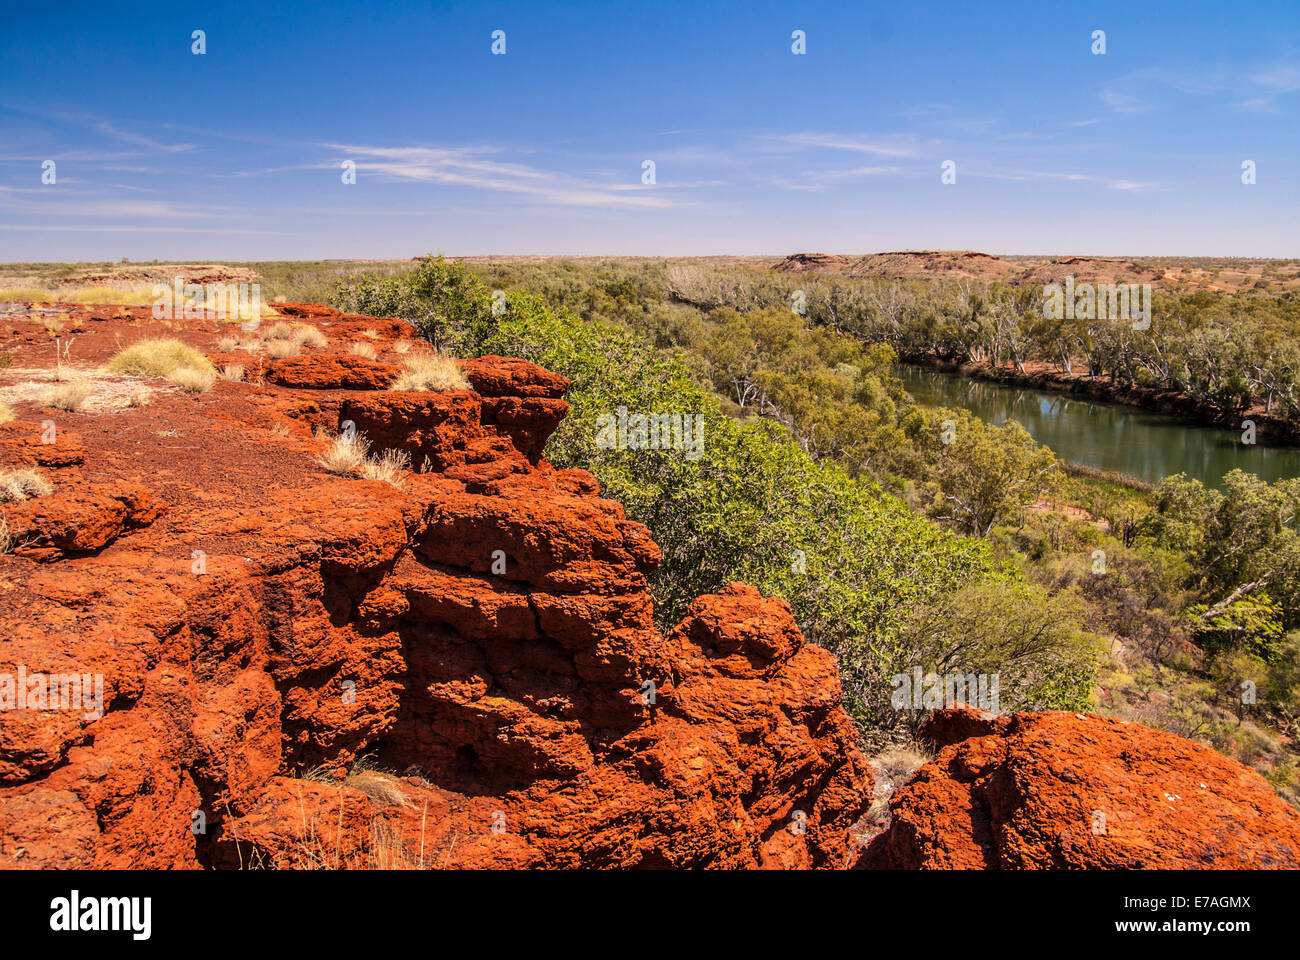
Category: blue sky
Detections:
[{"x1": 2, "y1": 0, "x2": 1298, "y2": 260}]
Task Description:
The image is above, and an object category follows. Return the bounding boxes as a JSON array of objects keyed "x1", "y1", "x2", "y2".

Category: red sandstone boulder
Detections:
[
  {"x1": 477, "y1": 396, "x2": 570, "y2": 462},
  {"x1": 664, "y1": 582, "x2": 804, "y2": 680},
  {"x1": 268, "y1": 354, "x2": 401, "y2": 390},
  {"x1": 213, "y1": 777, "x2": 379, "y2": 869},
  {"x1": 656, "y1": 583, "x2": 872, "y2": 868},
  {"x1": 7, "y1": 482, "x2": 162, "y2": 559},
  {"x1": 461, "y1": 356, "x2": 570, "y2": 399},
  {"x1": 868, "y1": 708, "x2": 1300, "y2": 869},
  {"x1": 0, "y1": 421, "x2": 86, "y2": 467},
  {"x1": 918, "y1": 705, "x2": 1010, "y2": 750}
]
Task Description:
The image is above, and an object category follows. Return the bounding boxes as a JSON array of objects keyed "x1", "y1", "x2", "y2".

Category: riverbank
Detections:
[
  {"x1": 896, "y1": 362, "x2": 1300, "y2": 489},
  {"x1": 900, "y1": 354, "x2": 1300, "y2": 448},
  {"x1": 1062, "y1": 461, "x2": 1155, "y2": 493}
]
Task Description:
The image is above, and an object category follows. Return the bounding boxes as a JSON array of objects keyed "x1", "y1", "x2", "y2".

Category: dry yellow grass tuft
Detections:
[
  {"x1": 315, "y1": 431, "x2": 370, "y2": 475},
  {"x1": 0, "y1": 468, "x2": 52, "y2": 503},
  {"x1": 358, "y1": 448, "x2": 411, "y2": 489},
  {"x1": 265, "y1": 339, "x2": 300, "y2": 359},
  {"x1": 167, "y1": 369, "x2": 215, "y2": 395},
  {"x1": 230, "y1": 337, "x2": 265, "y2": 354},
  {"x1": 52, "y1": 338, "x2": 79, "y2": 381},
  {"x1": 219, "y1": 364, "x2": 245, "y2": 382},
  {"x1": 340, "y1": 755, "x2": 415, "y2": 809},
  {"x1": 0, "y1": 400, "x2": 14, "y2": 424},
  {"x1": 260, "y1": 321, "x2": 295, "y2": 342},
  {"x1": 292, "y1": 326, "x2": 328, "y2": 348},
  {"x1": 43, "y1": 379, "x2": 94, "y2": 412},
  {"x1": 168, "y1": 366, "x2": 217, "y2": 393},
  {"x1": 345, "y1": 770, "x2": 415, "y2": 809},
  {"x1": 393, "y1": 340, "x2": 411, "y2": 355},
  {"x1": 863, "y1": 744, "x2": 934, "y2": 832},
  {"x1": 391, "y1": 352, "x2": 468, "y2": 391},
  {"x1": 349, "y1": 342, "x2": 378, "y2": 360},
  {"x1": 105, "y1": 339, "x2": 216, "y2": 379}
]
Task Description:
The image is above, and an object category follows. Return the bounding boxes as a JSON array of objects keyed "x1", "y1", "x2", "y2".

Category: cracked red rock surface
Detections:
[
  {"x1": 0, "y1": 302, "x2": 872, "y2": 869},
  {"x1": 862, "y1": 708, "x2": 1300, "y2": 869}
]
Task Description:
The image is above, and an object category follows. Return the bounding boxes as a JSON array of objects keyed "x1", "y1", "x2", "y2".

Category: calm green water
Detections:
[{"x1": 898, "y1": 365, "x2": 1300, "y2": 489}]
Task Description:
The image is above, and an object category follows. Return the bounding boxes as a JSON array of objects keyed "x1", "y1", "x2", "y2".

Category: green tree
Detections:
[
  {"x1": 1143, "y1": 470, "x2": 1300, "y2": 629},
  {"x1": 337, "y1": 255, "x2": 494, "y2": 353},
  {"x1": 906, "y1": 407, "x2": 1062, "y2": 537}
]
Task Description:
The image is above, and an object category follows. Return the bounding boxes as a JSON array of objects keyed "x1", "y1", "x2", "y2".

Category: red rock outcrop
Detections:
[
  {"x1": 6, "y1": 480, "x2": 162, "y2": 561},
  {"x1": 0, "y1": 421, "x2": 86, "y2": 468},
  {"x1": 772, "y1": 253, "x2": 852, "y2": 273},
  {"x1": 7, "y1": 300, "x2": 1295, "y2": 871},
  {"x1": 0, "y1": 302, "x2": 871, "y2": 869},
  {"x1": 865, "y1": 708, "x2": 1300, "y2": 869},
  {"x1": 268, "y1": 354, "x2": 400, "y2": 390}
]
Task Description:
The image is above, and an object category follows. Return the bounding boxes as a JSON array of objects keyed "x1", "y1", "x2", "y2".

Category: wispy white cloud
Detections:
[
  {"x1": 637, "y1": 145, "x2": 744, "y2": 166},
  {"x1": 951, "y1": 117, "x2": 1001, "y2": 136},
  {"x1": 92, "y1": 164, "x2": 166, "y2": 175},
  {"x1": 970, "y1": 166, "x2": 1157, "y2": 191},
  {"x1": 1101, "y1": 89, "x2": 1147, "y2": 114},
  {"x1": 92, "y1": 121, "x2": 195, "y2": 153},
  {"x1": 4, "y1": 195, "x2": 243, "y2": 220},
  {"x1": 323, "y1": 143, "x2": 680, "y2": 209},
  {"x1": 1102, "y1": 58, "x2": 1300, "y2": 114},
  {"x1": 770, "y1": 132, "x2": 919, "y2": 158},
  {"x1": 1248, "y1": 62, "x2": 1300, "y2": 93},
  {"x1": 0, "y1": 223, "x2": 290, "y2": 234},
  {"x1": 769, "y1": 165, "x2": 905, "y2": 191},
  {"x1": 1236, "y1": 98, "x2": 1281, "y2": 114},
  {"x1": 219, "y1": 162, "x2": 334, "y2": 179}
]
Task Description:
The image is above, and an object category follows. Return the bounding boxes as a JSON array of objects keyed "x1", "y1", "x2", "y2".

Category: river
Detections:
[{"x1": 897, "y1": 365, "x2": 1300, "y2": 489}]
